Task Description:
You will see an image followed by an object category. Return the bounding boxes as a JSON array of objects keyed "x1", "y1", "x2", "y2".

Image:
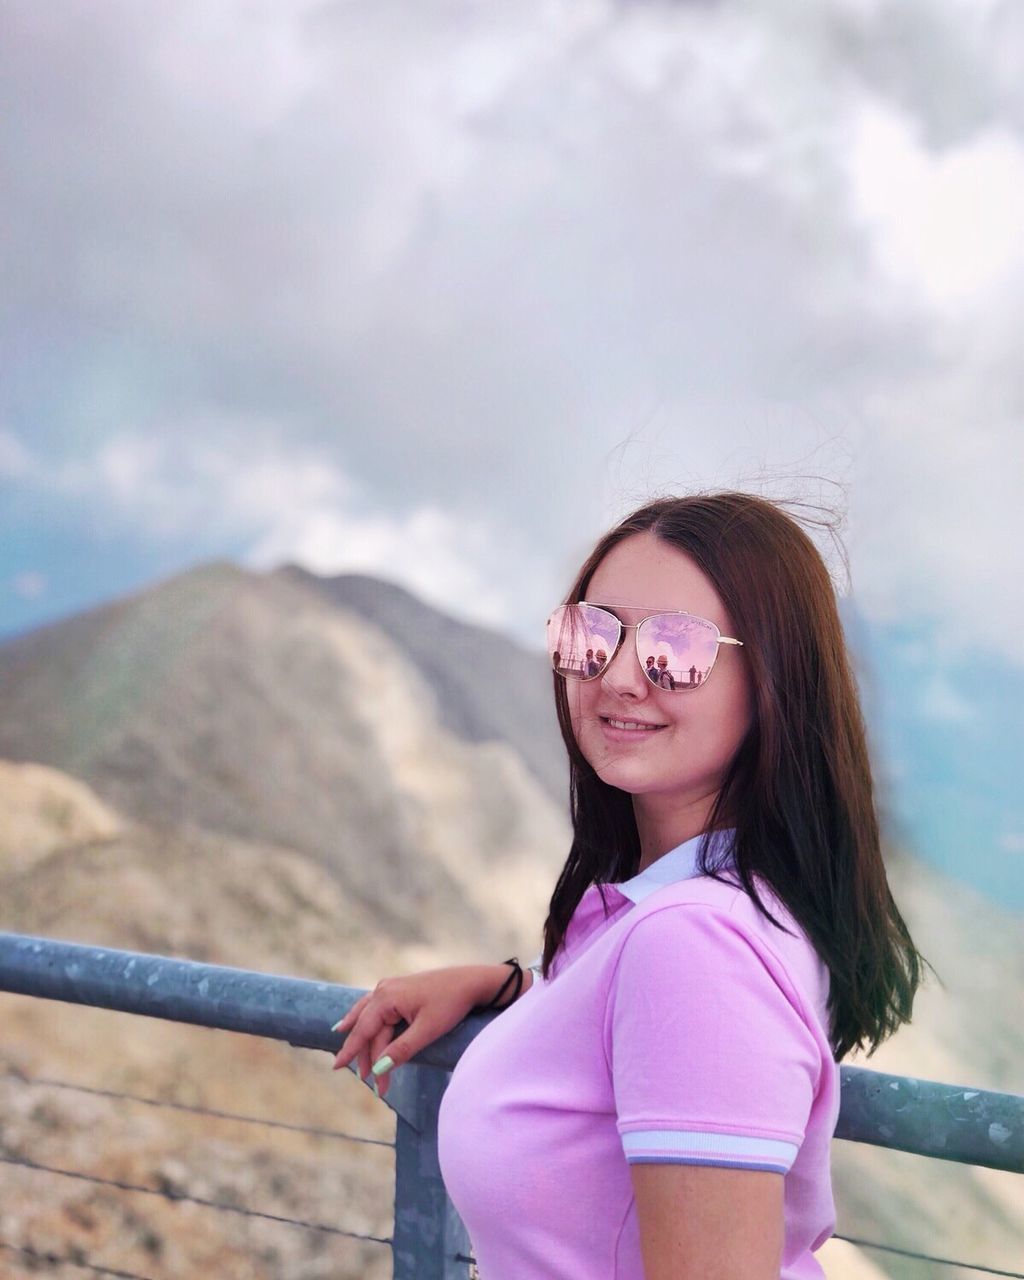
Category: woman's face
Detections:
[{"x1": 568, "y1": 531, "x2": 753, "y2": 811}]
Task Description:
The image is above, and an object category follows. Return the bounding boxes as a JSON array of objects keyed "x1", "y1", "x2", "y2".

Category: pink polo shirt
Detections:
[{"x1": 437, "y1": 832, "x2": 840, "y2": 1279}]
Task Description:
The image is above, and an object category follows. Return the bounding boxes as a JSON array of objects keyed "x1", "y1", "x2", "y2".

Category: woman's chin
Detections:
[{"x1": 592, "y1": 758, "x2": 668, "y2": 794}]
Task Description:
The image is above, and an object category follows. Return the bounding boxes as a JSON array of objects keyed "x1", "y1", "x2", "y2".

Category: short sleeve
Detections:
[{"x1": 607, "y1": 905, "x2": 821, "y2": 1174}]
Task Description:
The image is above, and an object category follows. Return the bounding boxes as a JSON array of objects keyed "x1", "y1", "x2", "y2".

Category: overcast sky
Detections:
[{"x1": 2, "y1": 0, "x2": 1023, "y2": 664}]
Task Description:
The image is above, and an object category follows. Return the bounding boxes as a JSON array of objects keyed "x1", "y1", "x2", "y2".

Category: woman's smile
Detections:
[{"x1": 600, "y1": 715, "x2": 668, "y2": 740}]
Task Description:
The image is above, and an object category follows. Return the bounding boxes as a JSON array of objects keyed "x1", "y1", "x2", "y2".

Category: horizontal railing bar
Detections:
[
  {"x1": 836, "y1": 1064, "x2": 1022, "y2": 1172},
  {"x1": 0, "y1": 930, "x2": 484, "y2": 1066},
  {"x1": 2, "y1": 931, "x2": 1021, "y2": 1172}
]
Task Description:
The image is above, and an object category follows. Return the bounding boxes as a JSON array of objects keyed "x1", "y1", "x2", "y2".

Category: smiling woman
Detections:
[
  {"x1": 332, "y1": 490, "x2": 929, "y2": 1280},
  {"x1": 555, "y1": 540, "x2": 753, "y2": 853}
]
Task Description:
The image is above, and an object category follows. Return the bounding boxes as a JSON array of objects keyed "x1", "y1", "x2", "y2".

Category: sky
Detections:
[{"x1": 2, "y1": 1, "x2": 1022, "y2": 656}]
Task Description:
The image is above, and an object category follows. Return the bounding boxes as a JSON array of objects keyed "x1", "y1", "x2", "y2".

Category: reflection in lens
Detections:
[
  {"x1": 638, "y1": 613, "x2": 718, "y2": 689},
  {"x1": 546, "y1": 605, "x2": 620, "y2": 678}
]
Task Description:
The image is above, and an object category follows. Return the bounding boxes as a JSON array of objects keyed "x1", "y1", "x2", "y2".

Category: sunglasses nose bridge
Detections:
[
  {"x1": 621, "y1": 620, "x2": 644, "y2": 672},
  {"x1": 599, "y1": 619, "x2": 653, "y2": 688}
]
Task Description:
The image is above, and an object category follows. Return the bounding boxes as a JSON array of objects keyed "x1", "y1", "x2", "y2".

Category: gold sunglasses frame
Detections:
[{"x1": 547, "y1": 600, "x2": 743, "y2": 688}]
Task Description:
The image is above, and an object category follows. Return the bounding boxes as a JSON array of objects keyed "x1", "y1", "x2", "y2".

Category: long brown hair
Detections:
[{"x1": 541, "y1": 491, "x2": 931, "y2": 1061}]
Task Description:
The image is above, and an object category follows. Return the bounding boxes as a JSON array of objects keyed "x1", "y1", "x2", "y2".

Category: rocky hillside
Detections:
[
  {"x1": 0, "y1": 563, "x2": 569, "y2": 957},
  {"x1": 0, "y1": 564, "x2": 1021, "y2": 1279}
]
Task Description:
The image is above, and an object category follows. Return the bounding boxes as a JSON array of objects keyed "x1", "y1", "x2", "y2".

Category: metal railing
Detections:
[{"x1": 1, "y1": 930, "x2": 1022, "y2": 1279}]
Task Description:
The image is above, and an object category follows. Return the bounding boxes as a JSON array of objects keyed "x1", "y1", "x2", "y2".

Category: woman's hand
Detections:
[{"x1": 330, "y1": 964, "x2": 507, "y2": 1100}]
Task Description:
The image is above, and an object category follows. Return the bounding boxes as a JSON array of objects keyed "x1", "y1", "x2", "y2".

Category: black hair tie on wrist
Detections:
[{"x1": 475, "y1": 957, "x2": 523, "y2": 1012}]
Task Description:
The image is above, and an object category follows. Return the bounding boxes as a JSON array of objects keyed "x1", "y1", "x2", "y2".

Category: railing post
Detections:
[{"x1": 390, "y1": 1064, "x2": 473, "y2": 1280}]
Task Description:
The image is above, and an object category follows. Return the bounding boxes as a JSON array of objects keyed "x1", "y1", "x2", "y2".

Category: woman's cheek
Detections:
[{"x1": 566, "y1": 681, "x2": 585, "y2": 745}]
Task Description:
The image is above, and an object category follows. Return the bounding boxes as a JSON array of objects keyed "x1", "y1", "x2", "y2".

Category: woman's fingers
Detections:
[
  {"x1": 332, "y1": 995, "x2": 403, "y2": 1093},
  {"x1": 367, "y1": 1023, "x2": 398, "y2": 1098},
  {"x1": 331, "y1": 977, "x2": 452, "y2": 1101},
  {"x1": 332, "y1": 993, "x2": 370, "y2": 1038},
  {"x1": 331, "y1": 996, "x2": 382, "y2": 1071},
  {"x1": 332, "y1": 1007, "x2": 355, "y2": 1032},
  {"x1": 331, "y1": 1029, "x2": 360, "y2": 1070}
]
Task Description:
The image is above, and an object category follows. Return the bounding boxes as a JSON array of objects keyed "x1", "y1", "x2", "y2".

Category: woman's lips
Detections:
[{"x1": 599, "y1": 715, "x2": 667, "y2": 740}]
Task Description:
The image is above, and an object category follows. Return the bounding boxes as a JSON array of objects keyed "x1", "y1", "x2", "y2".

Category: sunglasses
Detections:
[{"x1": 546, "y1": 601, "x2": 743, "y2": 691}]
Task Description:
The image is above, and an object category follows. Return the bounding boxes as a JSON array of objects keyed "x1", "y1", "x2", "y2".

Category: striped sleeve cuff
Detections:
[{"x1": 621, "y1": 1129, "x2": 798, "y2": 1174}]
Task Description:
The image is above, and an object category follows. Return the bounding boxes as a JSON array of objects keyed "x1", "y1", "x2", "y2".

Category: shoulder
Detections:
[
  {"x1": 615, "y1": 875, "x2": 831, "y2": 1030},
  {"x1": 604, "y1": 879, "x2": 833, "y2": 1109},
  {"x1": 626, "y1": 870, "x2": 815, "y2": 957}
]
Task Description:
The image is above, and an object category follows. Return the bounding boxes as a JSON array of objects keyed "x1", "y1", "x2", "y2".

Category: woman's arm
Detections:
[{"x1": 631, "y1": 1164, "x2": 783, "y2": 1280}]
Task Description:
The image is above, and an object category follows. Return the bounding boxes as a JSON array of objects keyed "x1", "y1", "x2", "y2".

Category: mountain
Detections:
[
  {"x1": 274, "y1": 564, "x2": 568, "y2": 806},
  {"x1": 0, "y1": 561, "x2": 570, "y2": 957}
]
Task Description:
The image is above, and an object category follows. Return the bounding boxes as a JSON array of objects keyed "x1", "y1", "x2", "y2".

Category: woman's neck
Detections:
[{"x1": 632, "y1": 790, "x2": 722, "y2": 872}]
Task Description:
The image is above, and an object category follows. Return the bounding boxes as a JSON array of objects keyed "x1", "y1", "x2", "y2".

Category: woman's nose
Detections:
[{"x1": 600, "y1": 635, "x2": 650, "y2": 698}]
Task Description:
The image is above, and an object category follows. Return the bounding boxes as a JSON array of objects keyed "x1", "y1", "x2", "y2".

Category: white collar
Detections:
[{"x1": 613, "y1": 829, "x2": 736, "y2": 904}]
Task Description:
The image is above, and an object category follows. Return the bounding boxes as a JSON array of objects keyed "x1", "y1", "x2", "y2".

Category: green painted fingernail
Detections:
[{"x1": 371, "y1": 1055, "x2": 394, "y2": 1077}]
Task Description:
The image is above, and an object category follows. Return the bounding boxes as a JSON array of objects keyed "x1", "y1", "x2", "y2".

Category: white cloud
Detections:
[
  {"x1": 246, "y1": 501, "x2": 514, "y2": 628},
  {"x1": 47, "y1": 423, "x2": 526, "y2": 631},
  {"x1": 849, "y1": 102, "x2": 1024, "y2": 310},
  {"x1": 846, "y1": 364, "x2": 1024, "y2": 664}
]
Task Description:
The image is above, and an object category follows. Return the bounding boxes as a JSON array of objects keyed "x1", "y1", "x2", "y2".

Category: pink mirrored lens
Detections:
[
  {"x1": 637, "y1": 613, "x2": 718, "y2": 690},
  {"x1": 546, "y1": 604, "x2": 619, "y2": 679}
]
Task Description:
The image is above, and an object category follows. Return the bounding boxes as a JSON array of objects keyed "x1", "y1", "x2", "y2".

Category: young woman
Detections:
[{"x1": 331, "y1": 491, "x2": 927, "y2": 1279}]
